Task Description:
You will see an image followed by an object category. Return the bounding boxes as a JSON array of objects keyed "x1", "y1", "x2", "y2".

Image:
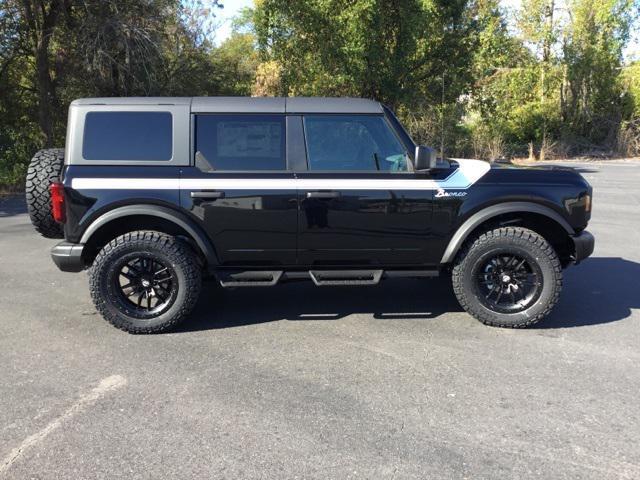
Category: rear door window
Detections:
[
  {"x1": 195, "y1": 115, "x2": 286, "y2": 171},
  {"x1": 82, "y1": 111, "x2": 173, "y2": 161},
  {"x1": 303, "y1": 115, "x2": 409, "y2": 172}
]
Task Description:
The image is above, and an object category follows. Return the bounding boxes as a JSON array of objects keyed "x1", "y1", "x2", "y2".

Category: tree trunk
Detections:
[
  {"x1": 35, "y1": 39, "x2": 55, "y2": 146},
  {"x1": 22, "y1": 0, "x2": 62, "y2": 147},
  {"x1": 540, "y1": 0, "x2": 555, "y2": 157}
]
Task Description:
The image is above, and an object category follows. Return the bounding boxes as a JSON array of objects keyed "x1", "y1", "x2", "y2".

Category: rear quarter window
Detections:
[
  {"x1": 82, "y1": 111, "x2": 173, "y2": 161},
  {"x1": 195, "y1": 114, "x2": 286, "y2": 171}
]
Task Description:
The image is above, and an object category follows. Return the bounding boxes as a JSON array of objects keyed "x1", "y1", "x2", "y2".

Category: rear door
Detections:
[
  {"x1": 295, "y1": 114, "x2": 435, "y2": 267},
  {"x1": 180, "y1": 113, "x2": 298, "y2": 267}
]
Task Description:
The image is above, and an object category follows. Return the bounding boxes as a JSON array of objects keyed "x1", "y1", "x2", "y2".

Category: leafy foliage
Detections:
[
  {"x1": 253, "y1": 0, "x2": 476, "y2": 108},
  {"x1": 1, "y1": 0, "x2": 639, "y2": 188},
  {"x1": 0, "y1": 0, "x2": 230, "y2": 188}
]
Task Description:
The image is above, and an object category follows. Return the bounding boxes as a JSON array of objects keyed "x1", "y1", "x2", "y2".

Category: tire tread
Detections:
[
  {"x1": 452, "y1": 227, "x2": 562, "y2": 328},
  {"x1": 89, "y1": 231, "x2": 201, "y2": 334},
  {"x1": 26, "y1": 148, "x2": 65, "y2": 239}
]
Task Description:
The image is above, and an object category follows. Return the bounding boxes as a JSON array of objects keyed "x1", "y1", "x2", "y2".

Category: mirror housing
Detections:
[{"x1": 414, "y1": 145, "x2": 437, "y2": 170}]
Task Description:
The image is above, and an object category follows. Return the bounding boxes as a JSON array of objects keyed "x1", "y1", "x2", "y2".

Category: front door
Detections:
[
  {"x1": 180, "y1": 113, "x2": 298, "y2": 267},
  {"x1": 295, "y1": 114, "x2": 435, "y2": 267}
]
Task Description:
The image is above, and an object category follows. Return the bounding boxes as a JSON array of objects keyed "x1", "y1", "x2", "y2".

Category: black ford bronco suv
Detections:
[{"x1": 26, "y1": 97, "x2": 594, "y2": 333}]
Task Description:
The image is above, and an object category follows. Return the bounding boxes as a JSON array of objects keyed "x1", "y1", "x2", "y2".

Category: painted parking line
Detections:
[{"x1": 0, "y1": 375, "x2": 127, "y2": 476}]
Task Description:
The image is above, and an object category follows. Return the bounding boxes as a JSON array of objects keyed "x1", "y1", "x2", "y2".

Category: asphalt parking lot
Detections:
[{"x1": 1, "y1": 160, "x2": 639, "y2": 479}]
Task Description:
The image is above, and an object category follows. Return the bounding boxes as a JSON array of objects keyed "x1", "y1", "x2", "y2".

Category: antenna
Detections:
[{"x1": 441, "y1": 72, "x2": 445, "y2": 159}]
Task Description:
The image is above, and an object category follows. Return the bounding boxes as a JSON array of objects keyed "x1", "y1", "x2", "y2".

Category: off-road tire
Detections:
[
  {"x1": 89, "y1": 231, "x2": 202, "y2": 334},
  {"x1": 452, "y1": 227, "x2": 562, "y2": 328},
  {"x1": 25, "y1": 148, "x2": 65, "y2": 239}
]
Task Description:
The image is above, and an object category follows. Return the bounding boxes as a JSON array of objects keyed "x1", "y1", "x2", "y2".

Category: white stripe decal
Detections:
[
  {"x1": 71, "y1": 159, "x2": 490, "y2": 191},
  {"x1": 71, "y1": 178, "x2": 180, "y2": 190}
]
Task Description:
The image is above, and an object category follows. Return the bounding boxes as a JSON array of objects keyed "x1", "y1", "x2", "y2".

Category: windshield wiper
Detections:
[{"x1": 373, "y1": 153, "x2": 381, "y2": 171}]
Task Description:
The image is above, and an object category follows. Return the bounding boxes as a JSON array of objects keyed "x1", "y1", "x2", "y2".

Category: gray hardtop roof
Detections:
[
  {"x1": 70, "y1": 97, "x2": 192, "y2": 106},
  {"x1": 71, "y1": 96, "x2": 384, "y2": 114}
]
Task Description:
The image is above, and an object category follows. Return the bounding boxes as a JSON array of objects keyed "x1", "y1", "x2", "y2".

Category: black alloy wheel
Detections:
[
  {"x1": 474, "y1": 252, "x2": 543, "y2": 314},
  {"x1": 452, "y1": 227, "x2": 562, "y2": 328},
  {"x1": 89, "y1": 231, "x2": 202, "y2": 333},
  {"x1": 113, "y1": 255, "x2": 178, "y2": 317}
]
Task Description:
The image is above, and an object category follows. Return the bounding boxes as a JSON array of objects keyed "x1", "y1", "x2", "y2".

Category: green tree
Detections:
[
  {"x1": 5, "y1": 0, "x2": 71, "y2": 147},
  {"x1": 253, "y1": 0, "x2": 476, "y2": 109},
  {"x1": 0, "y1": 0, "x2": 225, "y2": 188},
  {"x1": 468, "y1": 0, "x2": 532, "y2": 156},
  {"x1": 213, "y1": 8, "x2": 260, "y2": 96},
  {"x1": 517, "y1": 0, "x2": 560, "y2": 156},
  {"x1": 561, "y1": 0, "x2": 635, "y2": 146}
]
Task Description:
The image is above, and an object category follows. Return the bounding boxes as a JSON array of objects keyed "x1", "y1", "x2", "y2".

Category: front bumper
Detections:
[
  {"x1": 51, "y1": 242, "x2": 85, "y2": 272},
  {"x1": 571, "y1": 230, "x2": 595, "y2": 264}
]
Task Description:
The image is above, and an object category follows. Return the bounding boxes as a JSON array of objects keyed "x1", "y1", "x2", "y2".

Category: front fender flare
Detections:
[
  {"x1": 79, "y1": 204, "x2": 219, "y2": 268},
  {"x1": 440, "y1": 202, "x2": 575, "y2": 264}
]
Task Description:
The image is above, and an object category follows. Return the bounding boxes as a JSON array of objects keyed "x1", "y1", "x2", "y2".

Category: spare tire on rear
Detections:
[{"x1": 25, "y1": 148, "x2": 65, "y2": 239}]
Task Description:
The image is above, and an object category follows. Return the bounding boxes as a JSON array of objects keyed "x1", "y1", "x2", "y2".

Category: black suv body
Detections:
[{"x1": 27, "y1": 97, "x2": 594, "y2": 333}]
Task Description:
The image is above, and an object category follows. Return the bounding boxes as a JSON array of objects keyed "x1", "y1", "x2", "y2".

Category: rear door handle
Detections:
[
  {"x1": 191, "y1": 190, "x2": 225, "y2": 199},
  {"x1": 306, "y1": 191, "x2": 341, "y2": 199}
]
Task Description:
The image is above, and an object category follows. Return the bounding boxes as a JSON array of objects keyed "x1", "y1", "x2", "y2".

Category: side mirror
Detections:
[{"x1": 414, "y1": 145, "x2": 437, "y2": 170}]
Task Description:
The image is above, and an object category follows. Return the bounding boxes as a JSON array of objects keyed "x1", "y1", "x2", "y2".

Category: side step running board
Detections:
[
  {"x1": 309, "y1": 270, "x2": 383, "y2": 286},
  {"x1": 216, "y1": 269, "x2": 439, "y2": 288},
  {"x1": 218, "y1": 270, "x2": 283, "y2": 287}
]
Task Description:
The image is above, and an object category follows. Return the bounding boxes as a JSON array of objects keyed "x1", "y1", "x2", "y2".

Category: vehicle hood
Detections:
[{"x1": 488, "y1": 162, "x2": 579, "y2": 173}]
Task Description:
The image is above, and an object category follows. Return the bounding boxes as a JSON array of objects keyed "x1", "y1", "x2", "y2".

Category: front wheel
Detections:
[
  {"x1": 452, "y1": 227, "x2": 562, "y2": 328},
  {"x1": 89, "y1": 231, "x2": 202, "y2": 333}
]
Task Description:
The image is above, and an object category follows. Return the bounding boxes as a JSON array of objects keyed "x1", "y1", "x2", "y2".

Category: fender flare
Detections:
[
  {"x1": 440, "y1": 202, "x2": 575, "y2": 264},
  {"x1": 80, "y1": 204, "x2": 218, "y2": 267}
]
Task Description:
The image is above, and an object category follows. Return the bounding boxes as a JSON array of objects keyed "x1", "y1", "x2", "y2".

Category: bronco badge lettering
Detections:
[{"x1": 435, "y1": 189, "x2": 467, "y2": 198}]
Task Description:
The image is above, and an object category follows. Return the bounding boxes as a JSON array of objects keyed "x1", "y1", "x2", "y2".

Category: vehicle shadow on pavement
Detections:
[
  {"x1": 536, "y1": 257, "x2": 640, "y2": 328},
  {"x1": 181, "y1": 277, "x2": 463, "y2": 332},
  {"x1": 181, "y1": 257, "x2": 639, "y2": 332},
  {"x1": 0, "y1": 195, "x2": 27, "y2": 217}
]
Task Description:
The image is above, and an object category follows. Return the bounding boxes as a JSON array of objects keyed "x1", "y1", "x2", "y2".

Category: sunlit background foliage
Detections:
[{"x1": 0, "y1": 0, "x2": 639, "y2": 189}]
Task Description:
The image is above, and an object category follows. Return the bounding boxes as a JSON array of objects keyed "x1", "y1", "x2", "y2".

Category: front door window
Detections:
[{"x1": 303, "y1": 115, "x2": 409, "y2": 172}]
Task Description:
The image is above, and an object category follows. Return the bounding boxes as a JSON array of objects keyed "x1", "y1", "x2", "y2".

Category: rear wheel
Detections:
[
  {"x1": 25, "y1": 148, "x2": 65, "y2": 238},
  {"x1": 452, "y1": 227, "x2": 562, "y2": 328},
  {"x1": 89, "y1": 231, "x2": 202, "y2": 333}
]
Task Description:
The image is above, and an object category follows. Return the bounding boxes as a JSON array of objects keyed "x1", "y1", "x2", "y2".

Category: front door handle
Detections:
[
  {"x1": 306, "y1": 191, "x2": 341, "y2": 199},
  {"x1": 191, "y1": 190, "x2": 225, "y2": 199}
]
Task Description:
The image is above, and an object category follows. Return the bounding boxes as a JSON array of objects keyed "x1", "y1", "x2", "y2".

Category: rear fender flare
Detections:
[
  {"x1": 80, "y1": 205, "x2": 218, "y2": 268},
  {"x1": 440, "y1": 202, "x2": 574, "y2": 264}
]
